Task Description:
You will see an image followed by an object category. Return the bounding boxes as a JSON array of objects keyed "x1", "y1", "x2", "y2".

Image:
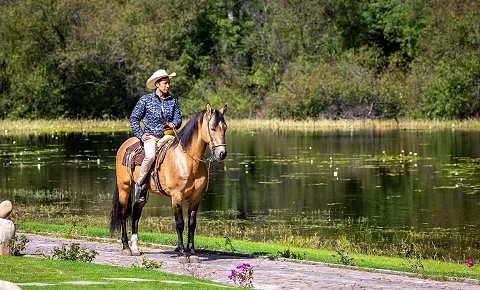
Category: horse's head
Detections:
[{"x1": 203, "y1": 103, "x2": 228, "y2": 161}]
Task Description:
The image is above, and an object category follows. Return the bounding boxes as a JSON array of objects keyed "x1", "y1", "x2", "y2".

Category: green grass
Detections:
[
  {"x1": 0, "y1": 256, "x2": 231, "y2": 289},
  {"x1": 16, "y1": 222, "x2": 480, "y2": 282}
]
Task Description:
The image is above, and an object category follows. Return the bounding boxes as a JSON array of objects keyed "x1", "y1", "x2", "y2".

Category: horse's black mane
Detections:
[
  {"x1": 172, "y1": 110, "x2": 205, "y2": 150},
  {"x1": 172, "y1": 109, "x2": 226, "y2": 150}
]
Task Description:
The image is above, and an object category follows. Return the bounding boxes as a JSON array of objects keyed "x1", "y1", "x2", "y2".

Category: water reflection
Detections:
[{"x1": 1, "y1": 129, "x2": 480, "y2": 234}]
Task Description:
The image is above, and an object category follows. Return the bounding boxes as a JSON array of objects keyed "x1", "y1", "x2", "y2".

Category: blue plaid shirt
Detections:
[{"x1": 130, "y1": 92, "x2": 182, "y2": 139}]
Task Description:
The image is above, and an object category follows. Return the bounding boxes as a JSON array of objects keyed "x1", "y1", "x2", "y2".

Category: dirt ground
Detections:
[{"x1": 12, "y1": 233, "x2": 480, "y2": 289}]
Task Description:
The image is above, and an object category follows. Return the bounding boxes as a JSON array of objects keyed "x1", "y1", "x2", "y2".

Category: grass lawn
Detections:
[{"x1": 0, "y1": 256, "x2": 231, "y2": 289}]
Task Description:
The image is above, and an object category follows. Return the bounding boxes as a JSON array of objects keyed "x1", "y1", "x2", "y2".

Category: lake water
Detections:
[{"x1": 1, "y1": 128, "x2": 480, "y2": 237}]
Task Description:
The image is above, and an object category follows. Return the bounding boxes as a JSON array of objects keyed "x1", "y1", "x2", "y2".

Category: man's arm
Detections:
[
  {"x1": 130, "y1": 97, "x2": 146, "y2": 139},
  {"x1": 171, "y1": 98, "x2": 182, "y2": 129}
]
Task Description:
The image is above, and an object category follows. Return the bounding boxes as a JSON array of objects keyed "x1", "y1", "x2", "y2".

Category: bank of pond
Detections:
[{"x1": 1, "y1": 127, "x2": 480, "y2": 264}]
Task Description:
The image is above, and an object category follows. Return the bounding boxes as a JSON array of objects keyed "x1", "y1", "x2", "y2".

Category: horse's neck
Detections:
[{"x1": 183, "y1": 133, "x2": 208, "y2": 160}]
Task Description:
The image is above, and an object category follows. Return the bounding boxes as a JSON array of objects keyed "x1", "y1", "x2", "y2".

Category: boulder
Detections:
[
  {"x1": 0, "y1": 218, "x2": 16, "y2": 256},
  {"x1": 0, "y1": 200, "x2": 13, "y2": 219}
]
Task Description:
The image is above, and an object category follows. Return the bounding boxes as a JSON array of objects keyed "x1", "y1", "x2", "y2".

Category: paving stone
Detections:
[
  {"x1": 16, "y1": 282, "x2": 56, "y2": 286},
  {"x1": 103, "y1": 278, "x2": 157, "y2": 282},
  {"x1": 59, "y1": 281, "x2": 111, "y2": 285},
  {"x1": 160, "y1": 280, "x2": 192, "y2": 284},
  {"x1": 0, "y1": 280, "x2": 22, "y2": 290},
  {"x1": 20, "y1": 233, "x2": 480, "y2": 290}
]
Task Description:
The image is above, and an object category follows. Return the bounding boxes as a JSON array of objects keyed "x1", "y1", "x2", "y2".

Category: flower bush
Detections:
[
  {"x1": 228, "y1": 263, "x2": 254, "y2": 288},
  {"x1": 7, "y1": 210, "x2": 29, "y2": 224}
]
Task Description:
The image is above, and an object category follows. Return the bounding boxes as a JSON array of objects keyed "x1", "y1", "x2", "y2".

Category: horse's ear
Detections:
[
  {"x1": 220, "y1": 105, "x2": 227, "y2": 115},
  {"x1": 206, "y1": 103, "x2": 212, "y2": 115}
]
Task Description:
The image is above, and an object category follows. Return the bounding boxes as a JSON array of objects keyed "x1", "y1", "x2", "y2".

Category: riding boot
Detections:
[{"x1": 134, "y1": 182, "x2": 146, "y2": 202}]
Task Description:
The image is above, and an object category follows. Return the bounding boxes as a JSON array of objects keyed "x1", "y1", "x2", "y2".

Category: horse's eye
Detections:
[{"x1": 210, "y1": 127, "x2": 216, "y2": 131}]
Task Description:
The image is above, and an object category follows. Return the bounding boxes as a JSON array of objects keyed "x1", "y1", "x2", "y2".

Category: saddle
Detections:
[{"x1": 122, "y1": 136, "x2": 174, "y2": 195}]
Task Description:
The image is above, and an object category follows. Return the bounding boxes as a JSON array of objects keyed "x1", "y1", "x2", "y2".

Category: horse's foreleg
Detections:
[
  {"x1": 130, "y1": 200, "x2": 146, "y2": 256},
  {"x1": 120, "y1": 204, "x2": 131, "y2": 255},
  {"x1": 172, "y1": 197, "x2": 186, "y2": 255},
  {"x1": 186, "y1": 201, "x2": 200, "y2": 255}
]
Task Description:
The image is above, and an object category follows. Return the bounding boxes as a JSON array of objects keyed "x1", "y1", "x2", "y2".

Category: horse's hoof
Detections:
[
  {"x1": 188, "y1": 255, "x2": 200, "y2": 263},
  {"x1": 131, "y1": 250, "x2": 141, "y2": 256},
  {"x1": 122, "y1": 248, "x2": 132, "y2": 256},
  {"x1": 178, "y1": 256, "x2": 189, "y2": 264}
]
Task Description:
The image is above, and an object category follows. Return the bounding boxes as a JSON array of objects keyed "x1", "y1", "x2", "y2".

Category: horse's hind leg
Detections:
[
  {"x1": 130, "y1": 199, "x2": 147, "y2": 256},
  {"x1": 118, "y1": 186, "x2": 133, "y2": 255}
]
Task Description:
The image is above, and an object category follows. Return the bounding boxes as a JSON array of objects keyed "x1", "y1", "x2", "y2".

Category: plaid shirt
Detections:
[{"x1": 130, "y1": 92, "x2": 182, "y2": 139}]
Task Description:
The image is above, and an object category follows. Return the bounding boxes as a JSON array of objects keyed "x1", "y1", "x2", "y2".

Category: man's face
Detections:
[{"x1": 156, "y1": 78, "x2": 170, "y2": 94}]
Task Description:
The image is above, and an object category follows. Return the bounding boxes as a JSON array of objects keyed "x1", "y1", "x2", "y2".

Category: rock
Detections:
[
  {"x1": 0, "y1": 200, "x2": 13, "y2": 219},
  {"x1": 0, "y1": 218, "x2": 16, "y2": 256},
  {"x1": 0, "y1": 280, "x2": 22, "y2": 290}
]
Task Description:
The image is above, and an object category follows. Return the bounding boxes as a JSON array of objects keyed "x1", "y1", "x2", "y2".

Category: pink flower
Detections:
[
  {"x1": 467, "y1": 259, "x2": 473, "y2": 268},
  {"x1": 228, "y1": 269, "x2": 236, "y2": 280}
]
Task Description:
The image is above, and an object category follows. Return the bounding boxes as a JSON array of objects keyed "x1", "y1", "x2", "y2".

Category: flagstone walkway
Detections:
[{"x1": 5, "y1": 233, "x2": 480, "y2": 289}]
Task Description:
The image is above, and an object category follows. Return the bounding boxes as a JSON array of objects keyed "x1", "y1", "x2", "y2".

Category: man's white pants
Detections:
[{"x1": 137, "y1": 136, "x2": 159, "y2": 185}]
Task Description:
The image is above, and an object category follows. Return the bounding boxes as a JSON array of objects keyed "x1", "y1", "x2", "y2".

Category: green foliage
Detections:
[
  {"x1": 217, "y1": 236, "x2": 236, "y2": 252},
  {"x1": 268, "y1": 50, "x2": 404, "y2": 120},
  {"x1": 401, "y1": 241, "x2": 424, "y2": 274},
  {"x1": 132, "y1": 255, "x2": 164, "y2": 270},
  {"x1": 407, "y1": 0, "x2": 480, "y2": 119},
  {"x1": 8, "y1": 235, "x2": 29, "y2": 256},
  {"x1": 52, "y1": 243, "x2": 98, "y2": 263},
  {"x1": 0, "y1": 0, "x2": 478, "y2": 120},
  {"x1": 277, "y1": 247, "x2": 306, "y2": 260},
  {"x1": 332, "y1": 236, "x2": 356, "y2": 266}
]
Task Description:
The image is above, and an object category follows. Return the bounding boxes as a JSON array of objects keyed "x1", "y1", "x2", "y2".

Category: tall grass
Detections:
[{"x1": 2, "y1": 118, "x2": 480, "y2": 133}]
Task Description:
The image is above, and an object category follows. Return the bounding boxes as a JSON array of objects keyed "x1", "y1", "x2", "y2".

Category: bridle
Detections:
[
  {"x1": 172, "y1": 111, "x2": 226, "y2": 191},
  {"x1": 206, "y1": 111, "x2": 227, "y2": 158}
]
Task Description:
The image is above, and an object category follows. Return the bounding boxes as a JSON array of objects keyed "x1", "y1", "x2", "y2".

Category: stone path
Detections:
[{"x1": 7, "y1": 233, "x2": 480, "y2": 289}]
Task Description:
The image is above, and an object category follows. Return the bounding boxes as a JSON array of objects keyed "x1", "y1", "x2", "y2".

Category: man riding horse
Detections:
[{"x1": 129, "y1": 69, "x2": 182, "y2": 202}]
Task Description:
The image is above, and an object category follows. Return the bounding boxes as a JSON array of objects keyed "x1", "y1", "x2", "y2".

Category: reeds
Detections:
[{"x1": 2, "y1": 118, "x2": 480, "y2": 133}]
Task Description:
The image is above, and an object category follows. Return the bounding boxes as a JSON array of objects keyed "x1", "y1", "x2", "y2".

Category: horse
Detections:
[{"x1": 110, "y1": 103, "x2": 228, "y2": 257}]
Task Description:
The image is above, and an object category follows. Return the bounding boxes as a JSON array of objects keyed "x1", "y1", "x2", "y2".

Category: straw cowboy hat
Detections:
[{"x1": 146, "y1": 69, "x2": 176, "y2": 90}]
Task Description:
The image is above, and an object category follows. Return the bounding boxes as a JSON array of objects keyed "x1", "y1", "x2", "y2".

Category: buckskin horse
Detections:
[{"x1": 110, "y1": 104, "x2": 227, "y2": 258}]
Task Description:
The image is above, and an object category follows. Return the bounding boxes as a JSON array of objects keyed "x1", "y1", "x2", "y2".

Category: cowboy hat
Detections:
[{"x1": 146, "y1": 69, "x2": 176, "y2": 90}]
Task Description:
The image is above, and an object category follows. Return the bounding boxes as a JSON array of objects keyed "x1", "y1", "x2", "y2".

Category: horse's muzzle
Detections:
[
  {"x1": 219, "y1": 151, "x2": 227, "y2": 161},
  {"x1": 213, "y1": 146, "x2": 227, "y2": 161}
]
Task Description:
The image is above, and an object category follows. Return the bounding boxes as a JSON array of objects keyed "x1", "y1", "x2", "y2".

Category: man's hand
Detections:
[
  {"x1": 165, "y1": 122, "x2": 176, "y2": 129},
  {"x1": 141, "y1": 133, "x2": 151, "y2": 142}
]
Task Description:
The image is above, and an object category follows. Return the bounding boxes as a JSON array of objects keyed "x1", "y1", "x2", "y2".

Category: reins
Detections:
[{"x1": 172, "y1": 112, "x2": 226, "y2": 191}]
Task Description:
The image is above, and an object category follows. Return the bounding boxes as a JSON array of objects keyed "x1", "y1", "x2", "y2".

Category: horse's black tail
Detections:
[{"x1": 109, "y1": 184, "x2": 132, "y2": 236}]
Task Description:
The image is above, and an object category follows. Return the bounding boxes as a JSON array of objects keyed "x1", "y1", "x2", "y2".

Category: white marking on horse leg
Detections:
[{"x1": 130, "y1": 234, "x2": 138, "y2": 252}]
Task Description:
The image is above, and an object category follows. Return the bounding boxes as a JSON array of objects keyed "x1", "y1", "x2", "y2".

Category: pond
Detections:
[{"x1": 1, "y1": 128, "x2": 480, "y2": 258}]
